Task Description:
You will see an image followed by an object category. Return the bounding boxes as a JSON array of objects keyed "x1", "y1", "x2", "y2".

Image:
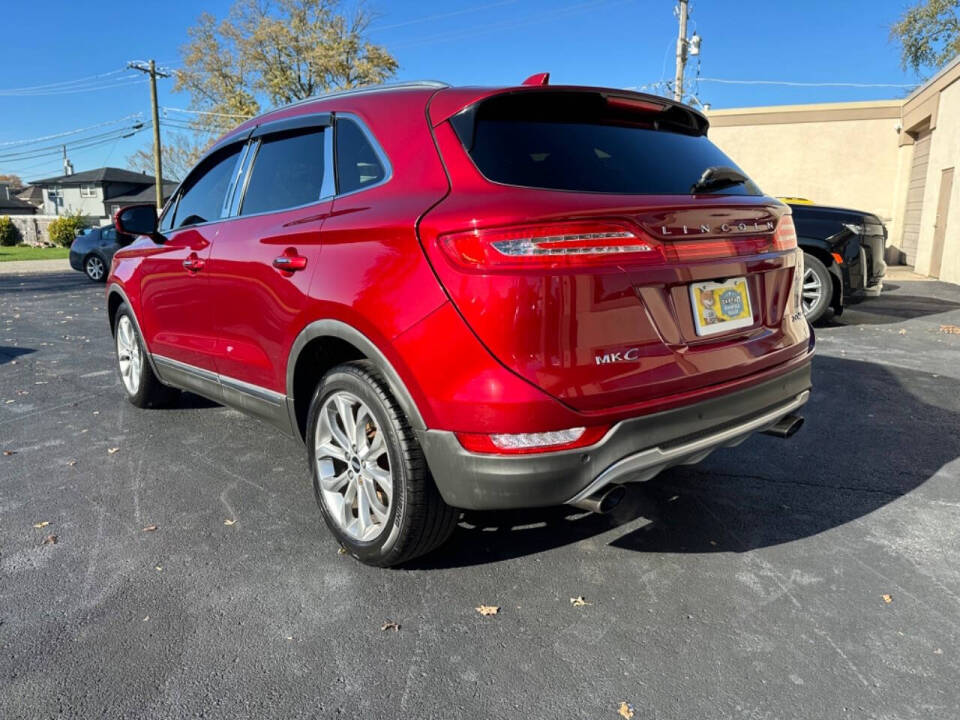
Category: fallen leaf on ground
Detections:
[
  {"x1": 42, "y1": 534, "x2": 57, "y2": 545},
  {"x1": 67, "y1": 460, "x2": 77, "y2": 467},
  {"x1": 155, "y1": 565, "x2": 163, "y2": 572},
  {"x1": 381, "y1": 621, "x2": 401, "y2": 632},
  {"x1": 337, "y1": 546, "x2": 347, "y2": 555},
  {"x1": 570, "y1": 596, "x2": 590, "y2": 607},
  {"x1": 618, "y1": 701, "x2": 635, "y2": 719},
  {"x1": 224, "y1": 519, "x2": 237, "y2": 526},
  {"x1": 107, "y1": 447, "x2": 119, "y2": 455},
  {"x1": 882, "y1": 594, "x2": 893, "y2": 604},
  {"x1": 93, "y1": 411, "x2": 100, "y2": 416},
  {"x1": 2, "y1": 450, "x2": 15, "y2": 456},
  {"x1": 476, "y1": 605, "x2": 500, "y2": 616},
  {"x1": 898, "y1": 329, "x2": 907, "y2": 335},
  {"x1": 142, "y1": 524, "x2": 158, "y2": 532},
  {"x1": 33, "y1": 521, "x2": 50, "y2": 529},
  {"x1": 940, "y1": 324, "x2": 960, "y2": 335},
  {"x1": 143, "y1": 616, "x2": 150, "y2": 622}
]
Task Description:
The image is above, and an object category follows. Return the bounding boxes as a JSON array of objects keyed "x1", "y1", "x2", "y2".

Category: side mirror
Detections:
[{"x1": 114, "y1": 204, "x2": 159, "y2": 238}]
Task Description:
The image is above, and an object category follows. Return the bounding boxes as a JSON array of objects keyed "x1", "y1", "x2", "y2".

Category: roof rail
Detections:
[{"x1": 268, "y1": 80, "x2": 450, "y2": 115}]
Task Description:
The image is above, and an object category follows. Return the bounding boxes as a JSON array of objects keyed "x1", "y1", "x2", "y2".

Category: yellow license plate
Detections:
[{"x1": 689, "y1": 277, "x2": 754, "y2": 336}]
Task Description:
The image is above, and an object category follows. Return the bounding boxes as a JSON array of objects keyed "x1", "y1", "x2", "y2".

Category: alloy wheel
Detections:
[
  {"x1": 86, "y1": 256, "x2": 105, "y2": 281},
  {"x1": 801, "y1": 266, "x2": 823, "y2": 316},
  {"x1": 116, "y1": 315, "x2": 142, "y2": 395},
  {"x1": 314, "y1": 390, "x2": 393, "y2": 542}
]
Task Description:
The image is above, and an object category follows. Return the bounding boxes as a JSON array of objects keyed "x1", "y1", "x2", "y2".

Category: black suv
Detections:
[{"x1": 789, "y1": 202, "x2": 887, "y2": 323}]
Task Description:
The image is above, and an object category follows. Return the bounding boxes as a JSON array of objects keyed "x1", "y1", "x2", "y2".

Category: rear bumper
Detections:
[{"x1": 420, "y1": 358, "x2": 813, "y2": 510}]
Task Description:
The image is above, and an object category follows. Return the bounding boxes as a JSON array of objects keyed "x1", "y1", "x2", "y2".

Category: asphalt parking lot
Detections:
[{"x1": 2, "y1": 271, "x2": 960, "y2": 719}]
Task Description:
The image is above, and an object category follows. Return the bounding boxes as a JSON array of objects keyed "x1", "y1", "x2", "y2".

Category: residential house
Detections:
[
  {"x1": 0, "y1": 181, "x2": 37, "y2": 215},
  {"x1": 16, "y1": 185, "x2": 43, "y2": 209},
  {"x1": 31, "y1": 167, "x2": 177, "y2": 221}
]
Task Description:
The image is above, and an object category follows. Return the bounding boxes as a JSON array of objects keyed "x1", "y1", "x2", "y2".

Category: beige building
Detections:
[{"x1": 706, "y1": 56, "x2": 960, "y2": 284}]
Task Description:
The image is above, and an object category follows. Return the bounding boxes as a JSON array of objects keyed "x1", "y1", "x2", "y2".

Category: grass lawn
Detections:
[{"x1": 0, "y1": 245, "x2": 70, "y2": 262}]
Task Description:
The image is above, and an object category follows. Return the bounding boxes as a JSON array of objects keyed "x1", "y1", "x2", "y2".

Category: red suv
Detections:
[{"x1": 108, "y1": 78, "x2": 813, "y2": 566}]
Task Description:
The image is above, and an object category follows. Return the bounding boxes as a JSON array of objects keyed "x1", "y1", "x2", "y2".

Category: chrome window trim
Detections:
[{"x1": 223, "y1": 141, "x2": 254, "y2": 219}]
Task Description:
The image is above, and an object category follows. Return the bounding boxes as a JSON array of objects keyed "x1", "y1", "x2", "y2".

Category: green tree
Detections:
[
  {"x1": 47, "y1": 212, "x2": 90, "y2": 247},
  {"x1": 174, "y1": 0, "x2": 397, "y2": 132},
  {"x1": 892, "y1": 0, "x2": 960, "y2": 75},
  {"x1": 0, "y1": 216, "x2": 21, "y2": 247}
]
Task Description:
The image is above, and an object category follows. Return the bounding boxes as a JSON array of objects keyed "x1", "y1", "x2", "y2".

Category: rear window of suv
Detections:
[{"x1": 450, "y1": 91, "x2": 760, "y2": 196}]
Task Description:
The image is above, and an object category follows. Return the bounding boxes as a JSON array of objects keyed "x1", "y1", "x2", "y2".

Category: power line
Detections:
[
  {"x1": 0, "y1": 126, "x2": 148, "y2": 165},
  {"x1": 0, "y1": 69, "x2": 128, "y2": 94},
  {"x1": 0, "y1": 125, "x2": 145, "y2": 162},
  {"x1": 0, "y1": 115, "x2": 143, "y2": 148},
  {"x1": 0, "y1": 77, "x2": 146, "y2": 97},
  {"x1": 389, "y1": 0, "x2": 628, "y2": 50},
  {"x1": 368, "y1": 0, "x2": 518, "y2": 32},
  {"x1": 162, "y1": 107, "x2": 253, "y2": 119}
]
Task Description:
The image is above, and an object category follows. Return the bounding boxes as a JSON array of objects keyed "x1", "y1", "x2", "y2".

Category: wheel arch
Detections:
[
  {"x1": 286, "y1": 320, "x2": 427, "y2": 443},
  {"x1": 800, "y1": 242, "x2": 844, "y2": 312},
  {"x1": 106, "y1": 283, "x2": 164, "y2": 378}
]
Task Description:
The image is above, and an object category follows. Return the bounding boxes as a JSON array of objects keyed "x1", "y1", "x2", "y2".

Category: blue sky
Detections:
[{"x1": 0, "y1": 0, "x2": 929, "y2": 182}]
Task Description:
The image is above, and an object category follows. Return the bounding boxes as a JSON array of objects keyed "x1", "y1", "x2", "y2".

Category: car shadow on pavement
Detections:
[
  {"x1": 819, "y1": 292, "x2": 960, "y2": 327},
  {"x1": 411, "y1": 356, "x2": 960, "y2": 568},
  {"x1": 0, "y1": 346, "x2": 34, "y2": 365}
]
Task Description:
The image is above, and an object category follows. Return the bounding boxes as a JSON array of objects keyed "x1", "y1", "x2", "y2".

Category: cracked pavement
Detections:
[{"x1": 2, "y1": 271, "x2": 959, "y2": 719}]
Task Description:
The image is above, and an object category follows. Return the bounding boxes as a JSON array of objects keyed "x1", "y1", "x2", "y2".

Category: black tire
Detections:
[
  {"x1": 801, "y1": 252, "x2": 834, "y2": 324},
  {"x1": 113, "y1": 303, "x2": 179, "y2": 408},
  {"x1": 83, "y1": 253, "x2": 107, "y2": 283},
  {"x1": 306, "y1": 360, "x2": 458, "y2": 567}
]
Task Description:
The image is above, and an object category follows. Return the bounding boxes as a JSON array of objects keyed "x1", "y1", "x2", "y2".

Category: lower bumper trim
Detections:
[{"x1": 565, "y1": 390, "x2": 808, "y2": 506}]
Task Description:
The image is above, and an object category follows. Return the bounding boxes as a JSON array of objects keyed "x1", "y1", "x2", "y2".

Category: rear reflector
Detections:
[{"x1": 456, "y1": 425, "x2": 609, "y2": 455}]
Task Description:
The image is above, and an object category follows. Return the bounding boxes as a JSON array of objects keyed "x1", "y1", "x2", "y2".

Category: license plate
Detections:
[{"x1": 689, "y1": 277, "x2": 754, "y2": 336}]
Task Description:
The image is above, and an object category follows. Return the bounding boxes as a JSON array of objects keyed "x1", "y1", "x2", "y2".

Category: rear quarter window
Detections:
[{"x1": 451, "y1": 91, "x2": 760, "y2": 196}]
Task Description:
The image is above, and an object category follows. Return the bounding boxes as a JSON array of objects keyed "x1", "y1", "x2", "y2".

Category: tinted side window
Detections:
[
  {"x1": 240, "y1": 129, "x2": 325, "y2": 215},
  {"x1": 336, "y1": 118, "x2": 386, "y2": 194},
  {"x1": 173, "y1": 145, "x2": 242, "y2": 228},
  {"x1": 101, "y1": 227, "x2": 117, "y2": 243}
]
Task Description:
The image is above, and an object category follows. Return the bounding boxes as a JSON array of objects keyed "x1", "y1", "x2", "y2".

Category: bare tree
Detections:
[{"x1": 127, "y1": 133, "x2": 210, "y2": 182}]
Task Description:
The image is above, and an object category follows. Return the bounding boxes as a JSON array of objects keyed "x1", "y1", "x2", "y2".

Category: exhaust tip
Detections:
[
  {"x1": 571, "y1": 484, "x2": 626, "y2": 514},
  {"x1": 763, "y1": 414, "x2": 804, "y2": 439}
]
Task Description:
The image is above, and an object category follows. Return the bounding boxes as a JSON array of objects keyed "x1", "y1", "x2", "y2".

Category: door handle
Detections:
[
  {"x1": 183, "y1": 254, "x2": 205, "y2": 272},
  {"x1": 273, "y1": 254, "x2": 308, "y2": 272}
]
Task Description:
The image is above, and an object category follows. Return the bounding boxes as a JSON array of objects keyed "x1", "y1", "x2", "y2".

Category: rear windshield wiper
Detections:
[{"x1": 690, "y1": 166, "x2": 749, "y2": 194}]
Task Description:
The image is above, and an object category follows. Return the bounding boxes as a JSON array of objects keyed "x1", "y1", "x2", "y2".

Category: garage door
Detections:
[{"x1": 901, "y1": 128, "x2": 931, "y2": 265}]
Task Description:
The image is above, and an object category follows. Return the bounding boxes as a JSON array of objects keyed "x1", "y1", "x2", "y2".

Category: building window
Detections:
[
  {"x1": 48, "y1": 188, "x2": 63, "y2": 207},
  {"x1": 80, "y1": 184, "x2": 98, "y2": 198}
]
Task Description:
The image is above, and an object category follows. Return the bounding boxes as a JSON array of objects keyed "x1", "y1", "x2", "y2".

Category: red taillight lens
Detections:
[
  {"x1": 663, "y1": 236, "x2": 773, "y2": 262},
  {"x1": 773, "y1": 214, "x2": 798, "y2": 251},
  {"x1": 438, "y1": 221, "x2": 664, "y2": 269},
  {"x1": 455, "y1": 425, "x2": 610, "y2": 455}
]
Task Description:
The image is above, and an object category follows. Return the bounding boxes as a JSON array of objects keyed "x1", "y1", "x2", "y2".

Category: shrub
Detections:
[
  {"x1": 47, "y1": 212, "x2": 89, "y2": 247},
  {"x1": 0, "y1": 215, "x2": 21, "y2": 247}
]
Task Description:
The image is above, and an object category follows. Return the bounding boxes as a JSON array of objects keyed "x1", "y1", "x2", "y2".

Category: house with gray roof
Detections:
[{"x1": 31, "y1": 167, "x2": 177, "y2": 220}]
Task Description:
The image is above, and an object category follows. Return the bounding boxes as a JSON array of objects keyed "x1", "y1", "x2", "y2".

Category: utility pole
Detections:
[
  {"x1": 673, "y1": 1, "x2": 702, "y2": 105},
  {"x1": 128, "y1": 60, "x2": 170, "y2": 210},
  {"x1": 674, "y1": 0, "x2": 689, "y2": 102}
]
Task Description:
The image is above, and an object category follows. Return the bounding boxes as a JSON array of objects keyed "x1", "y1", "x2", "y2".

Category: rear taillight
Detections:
[
  {"x1": 438, "y1": 221, "x2": 663, "y2": 269},
  {"x1": 773, "y1": 214, "x2": 798, "y2": 251},
  {"x1": 455, "y1": 425, "x2": 610, "y2": 455}
]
